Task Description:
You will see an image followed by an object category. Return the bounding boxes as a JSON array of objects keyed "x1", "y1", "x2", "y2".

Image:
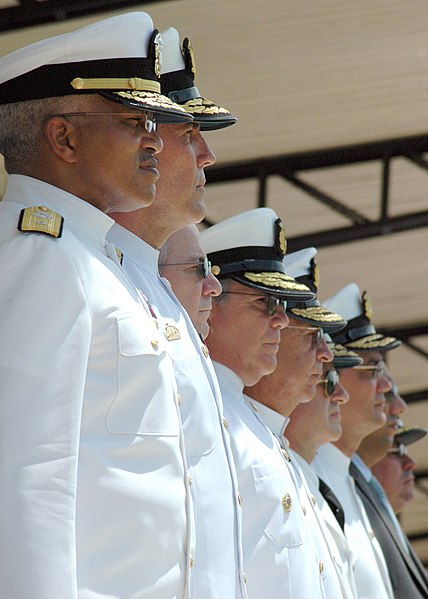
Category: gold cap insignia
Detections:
[
  {"x1": 164, "y1": 324, "x2": 181, "y2": 341},
  {"x1": 362, "y1": 291, "x2": 373, "y2": 321},
  {"x1": 311, "y1": 259, "x2": 319, "y2": 291},
  {"x1": 18, "y1": 206, "x2": 63, "y2": 238},
  {"x1": 274, "y1": 218, "x2": 287, "y2": 257},
  {"x1": 282, "y1": 493, "x2": 292, "y2": 512},
  {"x1": 186, "y1": 39, "x2": 197, "y2": 77},
  {"x1": 211, "y1": 265, "x2": 221, "y2": 276},
  {"x1": 154, "y1": 32, "x2": 162, "y2": 79}
]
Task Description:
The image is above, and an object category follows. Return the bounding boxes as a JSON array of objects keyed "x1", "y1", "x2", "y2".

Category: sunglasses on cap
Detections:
[
  {"x1": 161, "y1": 256, "x2": 212, "y2": 279},
  {"x1": 319, "y1": 369, "x2": 340, "y2": 397},
  {"x1": 220, "y1": 291, "x2": 287, "y2": 317}
]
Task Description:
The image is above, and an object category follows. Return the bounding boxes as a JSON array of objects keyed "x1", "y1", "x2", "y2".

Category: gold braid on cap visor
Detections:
[
  {"x1": 243, "y1": 271, "x2": 309, "y2": 291},
  {"x1": 345, "y1": 334, "x2": 398, "y2": 349},
  {"x1": 290, "y1": 306, "x2": 344, "y2": 323}
]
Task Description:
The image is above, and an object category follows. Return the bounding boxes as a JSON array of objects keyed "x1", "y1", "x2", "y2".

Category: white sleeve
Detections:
[{"x1": 0, "y1": 233, "x2": 91, "y2": 599}]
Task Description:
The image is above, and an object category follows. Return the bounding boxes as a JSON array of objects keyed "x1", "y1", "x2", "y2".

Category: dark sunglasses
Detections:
[
  {"x1": 319, "y1": 369, "x2": 340, "y2": 397},
  {"x1": 161, "y1": 256, "x2": 211, "y2": 279},
  {"x1": 220, "y1": 291, "x2": 287, "y2": 317}
]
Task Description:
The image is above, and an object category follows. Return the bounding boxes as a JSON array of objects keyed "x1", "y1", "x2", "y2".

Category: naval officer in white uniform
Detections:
[
  {"x1": 201, "y1": 208, "x2": 341, "y2": 598},
  {"x1": 0, "y1": 13, "x2": 196, "y2": 599},
  {"x1": 108, "y1": 28, "x2": 247, "y2": 599}
]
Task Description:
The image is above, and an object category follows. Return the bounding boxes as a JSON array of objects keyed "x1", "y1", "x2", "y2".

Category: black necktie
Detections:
[{"x1": 318, "y1": 477, "x2": 345, "y2": 532}]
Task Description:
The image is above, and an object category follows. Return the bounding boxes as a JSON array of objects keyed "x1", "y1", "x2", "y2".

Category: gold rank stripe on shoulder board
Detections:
[{"x1": 18, "y1": 206, "x2": 64, "y2": 238}]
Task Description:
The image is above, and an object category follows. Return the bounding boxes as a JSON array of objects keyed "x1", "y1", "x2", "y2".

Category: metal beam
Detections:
[{"x1": 0, "y1": 0, "x2": 169, "y2": 32}]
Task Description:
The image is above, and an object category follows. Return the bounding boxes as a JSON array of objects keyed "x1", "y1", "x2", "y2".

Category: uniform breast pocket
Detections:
[
  {"x1": 106, "y1": 313, "x2": 180, "y2": 437},
  {"x1": 252, "y1": 461, "x2": 303, "y2": 548}
]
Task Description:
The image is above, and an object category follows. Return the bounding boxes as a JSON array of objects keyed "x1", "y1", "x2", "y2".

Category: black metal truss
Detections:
[
  {"x1": 205, "y1": 133, "x2": 428, "y2": 407},
  {"x1": 0, "y1": 0, "x2": 169, "y2": 32}
]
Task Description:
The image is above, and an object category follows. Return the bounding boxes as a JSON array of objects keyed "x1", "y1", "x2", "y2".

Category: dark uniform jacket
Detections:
[{"x1": 350, "y1": 462, "x2": 428, "y2": 599}]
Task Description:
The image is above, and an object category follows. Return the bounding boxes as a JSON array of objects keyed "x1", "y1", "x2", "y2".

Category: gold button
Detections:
[
  {"x1": 176, "y1": 394, "x2": 182, "y2": 406},
  {"x1": 243, "y1": 573, "x2": 247, "y2": 584},
  {"x1": 302, "y1": 505, "x2": 307, "y2": 516},
  {"x1": 190, "y1": 556, "x2": 195, "y2": 569},
  {"x1": 223, "y1": 417, "x2": 229, "y2": 431},
  {"x1": 319, "y1": 560, "x2": 324, "y2": 574},
  {"x1": 281, "y1": 448, "x2": 291, "y2": 462},
  {"x1": 150, "y1": 339, "x2": 159, "y2": 350},
  {"x1": 201, "y1": 344, "x2": 209, "y2": 358},
  {"x1": 282, "y1": 493, "x2": 292, "y2": 512},
  {"x1": 188, "y1": 475, "x2": 192, "y2": 487},
  {"x1": 237, "y1": 492, "x2": 243, "y2": 506},
  {"x1": 311, "y1": 494, "x2": 316, "y2": 505}
]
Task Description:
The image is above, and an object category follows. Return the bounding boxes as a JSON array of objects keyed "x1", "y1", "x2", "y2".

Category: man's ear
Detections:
[{"x1": 43, "y1": 116, "x2": 79, "y2": 164}]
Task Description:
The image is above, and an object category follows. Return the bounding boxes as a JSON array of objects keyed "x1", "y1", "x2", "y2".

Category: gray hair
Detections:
[
  {"x1": 158, "y1": 237, "x2": 172, "y2": 277},
  {"x1": 0, "y1": 95, "x2": 93, "y2": 173}
]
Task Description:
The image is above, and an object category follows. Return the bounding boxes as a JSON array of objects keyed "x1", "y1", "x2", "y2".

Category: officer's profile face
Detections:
[
  {"x1": 371, "y1": 451, "x2": 416, "y2": 514},
  {"x1": 150, "y1": 122, "x2": 216, "y2": 229},
  {"x1": 206, "y1": 280, "x2": 288, "y2": 386},
  {"x1": 337, "y1": 350, "x2": 392, "y2": 439},
  {"x1": 287, "y1": 363, "x2": 349, "y2": 452},
  {"x1": 159, "y1": 225, "x2": 221, "y2": 339},
  {"x1": 55, "y1": 95, "x2": 163, "y2": 213},
  {"x1": 271, "y1": 317, "x2": 333, "y2": 407}
]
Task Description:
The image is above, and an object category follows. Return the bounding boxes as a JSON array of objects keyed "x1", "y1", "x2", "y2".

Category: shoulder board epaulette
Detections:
[{"x1": 17, "y1": 206, "x2": 64, "y2": 238}]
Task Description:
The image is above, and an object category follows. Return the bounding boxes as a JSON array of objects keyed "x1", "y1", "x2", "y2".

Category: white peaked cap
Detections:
[
  {"x1": 201, "y1": 208, "x2": 280, "y2": 254},
  {"x1": 0, "y1": 13, "x2": 154, "y2": 84},
  {"x1": 160, "y1": 27, "x2": 186, "y2": 74},
  {"x1": 323, "y1": 283, "x2": 362, "y2": 321},
  {"x1": 283, "y1": 247, "x2": 317, "y2": 278}
]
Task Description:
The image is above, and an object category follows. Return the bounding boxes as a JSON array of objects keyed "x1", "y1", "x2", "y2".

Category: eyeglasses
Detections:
[
  {"x1": 56, "y1": 111, "x2": 157, "y2": 133},
  {"x1": 220, "y1": 291, "x2": 287, "y2": 317},
  {"x1": 353, "y1": 362, "x2": 386, "y2": 378},
  {"x1": 161, "y1": 257, "x2": 212, "y2": 279},
  {"x1": 286, "y1": 324, "x2": 323, "y2": 348},
  {"x1": 319, "y1": 369, "x2": 340, "y2": 397},
  {"x1": 388, "y1": 443, "x2": 406, "y2": 456}
]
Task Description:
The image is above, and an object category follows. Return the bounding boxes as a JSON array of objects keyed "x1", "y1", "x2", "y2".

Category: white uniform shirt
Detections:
[
  {"x1": 313, "y1": 443, "x2": 394, "y2": 599},
  {"x1": 108, "y1": 224, "x2": 246, "y2": 599},
  {"x1": 291, "y1": 450, "x2": 358, "y2": 598},
  {"x1": 214, "y1": 362, "x2": 328, "y2": 599},
  {"x1": 249, "y1": 400, "x2": 351, "y2": 599},
  {"x1": 0, "y1": 175, "x2": 190, "y2": 599}
]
